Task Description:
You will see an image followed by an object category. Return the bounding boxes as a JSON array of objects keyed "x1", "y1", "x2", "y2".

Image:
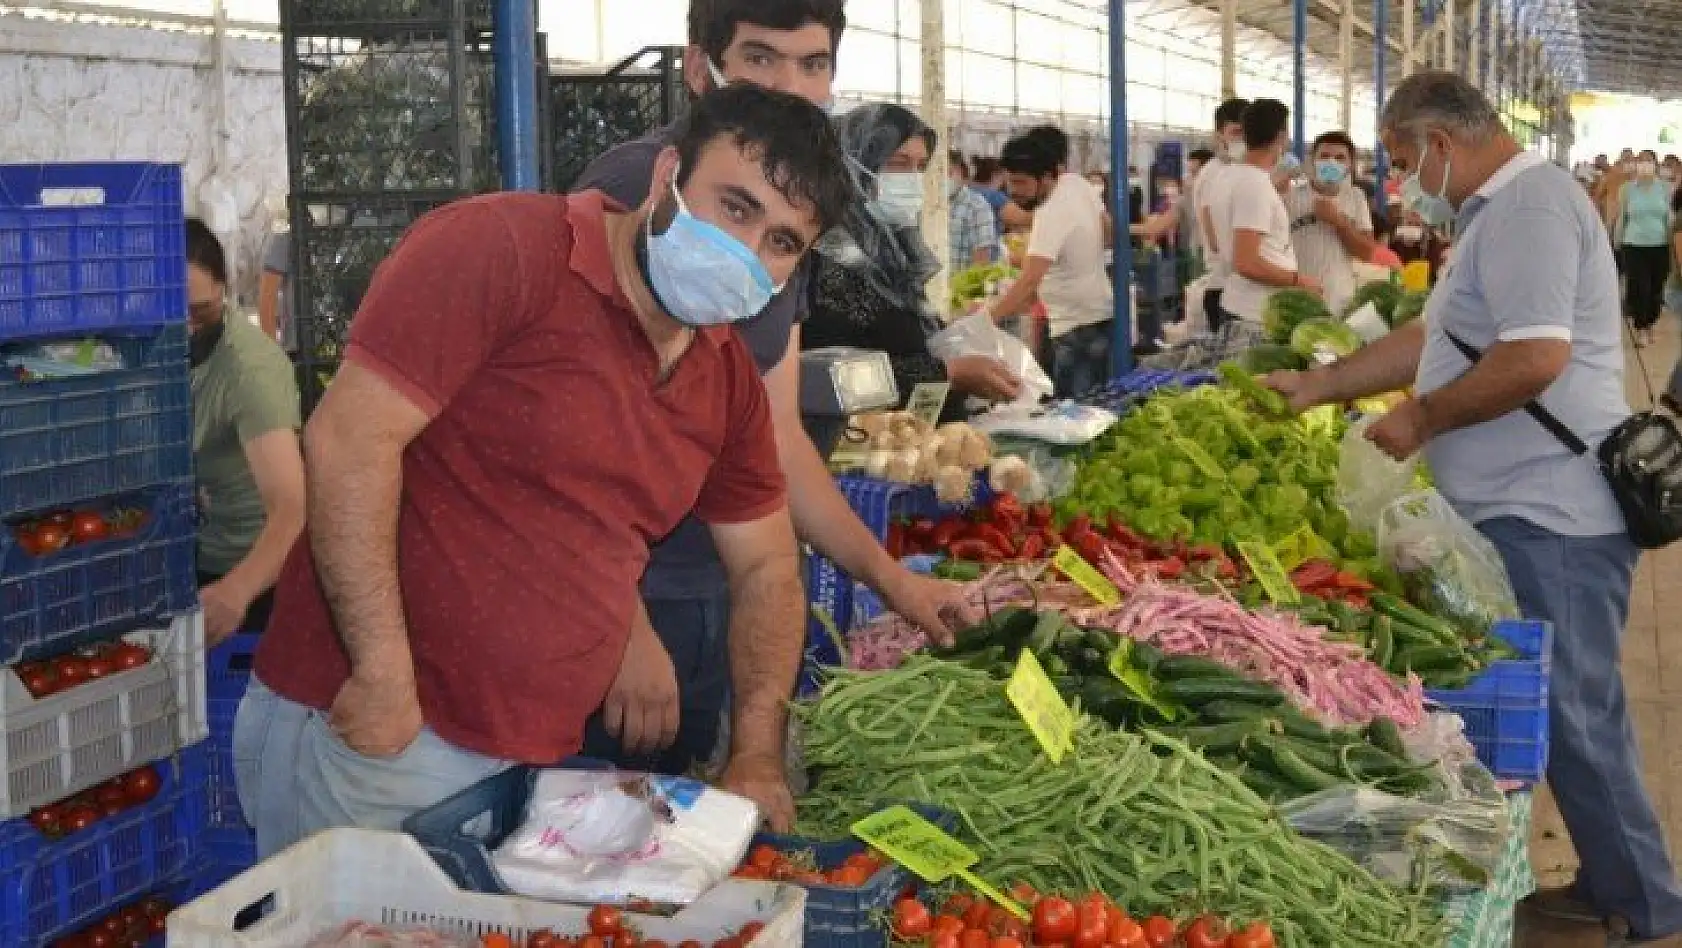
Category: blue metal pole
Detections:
[
  {"x1": 1374, "y1": 0, "x2": 1389, "y2": 206},
  {"x1": 1109, "y1": 0, "x2": 1134, "y2": 376},
  {"x1": 1293, "y1": 0, "x2": 1307, "y2": 158},
  {"x1": 494, "y1": 0, "x2": 539, "y2": 191}
]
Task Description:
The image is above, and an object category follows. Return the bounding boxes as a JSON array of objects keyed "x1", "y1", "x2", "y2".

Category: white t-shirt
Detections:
[
  {"x1": 1282, "y1": 182, "x2": 1372, "y2": 313},
  {"x1": 1215, "y1": 163, "x2": 1298, "y2": 322},
  {"x1": 1194, "y1": 161, "x2": 1235, "y2": 289},
  {"x1": 1027, "y1": 173, "x2": 1113, "y2": 338}
]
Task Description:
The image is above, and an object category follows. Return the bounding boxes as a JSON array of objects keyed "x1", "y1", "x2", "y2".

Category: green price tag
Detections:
[
  {"x1": 1051, "y1": 546, "x2": 1121, "y2": 607},
  {"x1": 1172, "y1": 436, "x2": 1226, "y2": 481},
  {"x1": 852, "y1": 807, "x2": 1027, "y2": 920},
  {"x1": 1106, "y1": 638, "x2": 1182, "y2": 721},
  {"x1": 1237, "y1": 540, "x2": 1300, "y2": 605},
  {"x1": 905, "y1": 382, "x2": 952, "y2": 429},
  {"x1": 1005, "y1": 650, "x2": 1076, "y2": 763},
  {"x1": 1272, "y1": 525, "x2": 1332, "y2": 571}
]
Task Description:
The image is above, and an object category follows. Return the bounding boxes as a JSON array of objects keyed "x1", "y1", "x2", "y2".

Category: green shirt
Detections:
[{"x1": 191, "y1": 308, "x2": 301, "y2": 576}]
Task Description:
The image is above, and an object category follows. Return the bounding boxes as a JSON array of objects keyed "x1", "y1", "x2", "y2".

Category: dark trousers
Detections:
[
  {"x1": 1624, "y1": 244, "x2": 1672, "y2": 331},
  {"x1": 197, "y1": 571, "x2": 276, "y2": 633},
  {"x1": 1203, "y1": 287, "x2": 1231, "y2": 334}
]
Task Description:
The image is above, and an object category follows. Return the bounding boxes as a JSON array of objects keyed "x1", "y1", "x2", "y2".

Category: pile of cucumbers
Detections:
[
  {"x1": 933, "y1": 606, "x2": 1444, "y2": 803},
  {"x1": 1291, "y1": 591, "x2": 1519, "y2": 690}
]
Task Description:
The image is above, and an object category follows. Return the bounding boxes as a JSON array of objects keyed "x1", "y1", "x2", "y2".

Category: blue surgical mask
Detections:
[
  {"x1": 1402, "y1": 140, "x2": 1455, "y2": 230},
  {"x1": 644, "y1": 174, "x2": 778, "y2": 327},
  {"x1": 1314, "y1": 160, "x2": 1348, "y2": 188},
  {"x1": 875, "y1": 172, "x2": 924, "y2": 225}
]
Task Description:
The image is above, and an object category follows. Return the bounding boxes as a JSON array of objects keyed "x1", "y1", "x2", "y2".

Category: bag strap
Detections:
[{"x1": 1442, "y1": 329, "x2": 1592, "y2": 457}]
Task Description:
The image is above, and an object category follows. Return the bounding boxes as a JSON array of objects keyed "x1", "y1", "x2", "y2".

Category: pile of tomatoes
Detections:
[
  {"x1": 48, "y1": 893, "x2": 171, "y2": 947},
  {"x1": 890, "y1": 890, "x2": 1275, "y2": 948},
  {"x1": 27, "y1": 763, "x2": 163, "y2": 839},
  {"x1": 13, "y1": 639, "x2": 154, "y2": 699},
  {"x1": 475, "y1": 906, "x2": 768, "y2": 948},
  {"x1": 10, "y1": 506, "x2": 148, "y2": 558},
  {"x1": 731, "y1": 843, "x2": 886, "y2": 887}
]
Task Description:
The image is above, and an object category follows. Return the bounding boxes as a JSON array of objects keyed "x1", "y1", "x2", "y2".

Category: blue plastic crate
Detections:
[
  {"x1": 1425, "y1": 619, "x2": 1552, "y2": 782},
  {"x1": 194, "y1": 825, "x2": 257, "y2": 894},
  {"x1": 0, "y1": 480, "x2": 198, "y2": 666},
  {"x1": 204, "y1": 696, "x2": 247, "y2": 831},
  {"x1": 750, "y1": 803, "x2": 956, "y2": 948},
  {"x1": 0, "y1": 743, "x2": 208, "y2": 946},
  {"x1": 0, "y1": 163, "x2": 186, "y2": 343},
  {"x1": 206, "y1": 632, "x2": 259, "y2": 703},
  {"x1": 0, "y1": 323, "x2": 192, "y2": 521}
]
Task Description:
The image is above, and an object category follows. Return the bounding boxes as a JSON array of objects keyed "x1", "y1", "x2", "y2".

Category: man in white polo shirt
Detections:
[
  {"x1": 1267, "y1": 71, "x2": 1682, "y2": 947},
  {"x1": 1195, "y1": 98, "x2": 1250, "y2": 332},
  {"x1": 1216, "y1": 99, "x2": 1323, "y2": 323}
]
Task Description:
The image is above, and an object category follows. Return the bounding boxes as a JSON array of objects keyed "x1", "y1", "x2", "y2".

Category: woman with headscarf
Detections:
[{"x1": 802, "y1": 104, "x2": 1023, "y2": 420}]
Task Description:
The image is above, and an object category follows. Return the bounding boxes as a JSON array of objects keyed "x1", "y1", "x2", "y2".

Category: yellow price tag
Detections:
[
  {"x1": 1172, "y1": 436, "x2": 1226, "y2": 481},
  {"x1": 1352, "y1": 397, "x2": 1392, "y2": 416},
  {"x1": 1237, "y1": 540, "x2": 1300, "y2": 605},
  {"x1": 1051, "y1": 546, "x2": 1121, "y2": 608},
  {"x1": 1273, "y1": 525, "x2": 1332, "y2": 571},
  {"x1": 1005, "y1": 650, "x2": 1076, "y2": 763},
  {"x1": 852, "y1": 807, "x2": 1028, "y2": 920},
  {"x1": 1301, "y1": 405, "x2": 1341, "y2": 436},
  {"x1": 905, "y1": 382, "x2": 952, "y2": 429}
]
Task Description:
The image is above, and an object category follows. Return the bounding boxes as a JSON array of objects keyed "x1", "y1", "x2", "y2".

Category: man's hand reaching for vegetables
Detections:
[
  {"x1": 875, "y1": 566, "x2": 978, "y2": 648},
  {"x1": 1261, "y1": 368, "x2": 1333, "y2": 414},
  {"x1": 719, "y1": 751, "x2": 795, "y2": 832}
]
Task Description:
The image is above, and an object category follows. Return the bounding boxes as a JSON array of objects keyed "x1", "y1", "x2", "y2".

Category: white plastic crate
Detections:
[
  {"x1": 167, "y1": 828, "x2": 807, "y2": 947},
  {"x1": 2, "y1": 611, "x2": 207, "y2": 818}
]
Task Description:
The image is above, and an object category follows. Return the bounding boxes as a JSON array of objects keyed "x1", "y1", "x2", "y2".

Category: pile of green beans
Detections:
[{"x1": 793, "y1": 657, "x2": 1444, "y2": 948}]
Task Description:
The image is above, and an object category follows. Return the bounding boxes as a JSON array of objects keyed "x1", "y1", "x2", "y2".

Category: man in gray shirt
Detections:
[
  {"x1": 1269, "y1": 71, "x2": 1682, "y2": 945},
  {"x1": 569, "y1": 0, "x2": 974, "y2": 774}
]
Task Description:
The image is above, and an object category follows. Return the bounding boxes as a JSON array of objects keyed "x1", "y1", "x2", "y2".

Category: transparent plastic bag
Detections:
[
  {"x1": 970, "y1": 401, "x2": 1118, "y2": 446},
  {"x1": 1337, "y1": 415, "x2": 1419, "y2": 535},
  {"x1": 929, "y1": 312, "x2": 1054, "y2": 406},
  {"x1": 1376, "y1": 490, "x2": 1520, "y2": 635},
  {"x1": 1280, "y1": 722, "x2": 1509, "y2": 893},
  {"x1": 491, "y1": 769, "x2": 761, "y2": 907}
]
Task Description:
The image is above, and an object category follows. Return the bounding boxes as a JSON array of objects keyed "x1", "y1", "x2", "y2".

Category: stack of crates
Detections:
[
  {"x1": 0, "y1": 161, "x2": 209, "y2": 945},
  {"x1": 197, "y1": 633, "x2": 259, "y2": 888}
]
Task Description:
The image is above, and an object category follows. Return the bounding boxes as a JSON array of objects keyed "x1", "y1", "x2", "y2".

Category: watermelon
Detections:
[{"x1": 1289, "y1": 320, "x2": 1363, "y2": 362}]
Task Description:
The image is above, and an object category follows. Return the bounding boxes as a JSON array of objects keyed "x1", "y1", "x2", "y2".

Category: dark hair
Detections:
[
  {"x1": 948, "y1": 149, "x2": 969, "y2": 178},
  {"x1": 1311, "y1": 131, "x2": 1357, "y2": 158},
  {"x1": 1214, "y1": 98, "x2": 1250, "y2": 130},
  {"x1": 1242, "y1": 99, "x2": 1290, "y2": 150},
  {"x1": 1189, "y1": 147, "x2": 1216, "y2": 164},
  {"x1": 999, "y1": 135, "x2": 1059, "y2": 180},
  {"x1": 673, "y1": 83, "x2": 852, "y2": 233},
  {"x1": 690, "y1": 0, "x2": 846, "y2": 63},
  {"x1": 185, "y1": 217, "x2": 227, "y2": 285},
  {"x1": 971, "y1": 157, "x2": 1000, "y2": 182},
  {"x1": 1023, "y1": 126, "x2": 1069, "y2": 167}
]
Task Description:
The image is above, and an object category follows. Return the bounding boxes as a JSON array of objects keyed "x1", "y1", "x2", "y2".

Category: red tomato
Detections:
[
  {"x1": 1071, "y1": 909, "x2": 1107, "y2": 948},
  {"x1": 578, "y1": 938, "x2": 607, "y2": 948},
  {"x1": 990, "y1": 938, "x2": 1024, "y2": 948},
  {"x1": 33, "y1": 524, "x2": 70, "y2": 555},
  {"x1": 480, "y1": 936, "x2": 514, "y2": 948},
  {"x1": 54, "y1": 655, "x2": 90, "y2": 689},
  {"x1": 147, "y1": 914, "x2": 167, "y2": 936},
  {"x1": 959, "y1": 930, "x2": 990, "y2": 948},
  {"x1": 893, "y1": 898, "x2": 933, "y2": 939},
  {"x1": 711, "y1": 938, "x2": 740, "y2": 948},
  {"x1": 963, "y1": 900, "x2": 992, "y2": 931},
  {"x1": 108, "y1": 643, "x2": 149, "y2": 672},
  {"x1": 61, "y1": 805, "x2": 99, "y2": 834},
  {"x1": 96, "y1": 784, "x2": 127, "y2": 809},
  {"x1": 83, "y1": 931, "x2": 112, "y2": 948},
  {"x1": 84, "y1": 656, "x2": 115, "y2": 680},
  {"x1": 1142, "y1": 916, "x2": 1178, "y2": 948},
  {"x1": 69, "y1": 511, "x2": 109, "y2": 544},
  {"x1": 1182, "y1": 916, "x2": 1230, "y2": 948},
  {"x1": 101, "y1": 915, "x2": 126, "y2": 935},
  {"x1": 931, "y1": 935, "x2": 961, "y2": 948},
  {"x1": 121, "y1": 765, "x2": 161, "y2": 804},
  {"x1": 20, "y1": 665, "x2": 56, "y2": 698},
  {"x1": 830, "y1": 864, "x2": 871, "y2": 887},
  {"x1": 28, "y1": 806, "x2": 61, "y2": 836},
  {"x1": 1108, "y1": 916, "x2": 1148, "y2": 948},
  {"x1": 1228, "y1": 923, "x2": 1276, "y2": 948},
  {"x1": 1031, "y1": 897, "x2": 1078, "y2": 945},
  {"x1": 746, "y1": 844, "x2": 778, "y2": 872},
  {"x1": 587, "y1": 906, "x2": 623, "y2": 937},
  {"x1": 944, "y1": 893, "x2": 976, "y2": 918},
  {"x1": 1007, "y1": 883, "x2": 1038, "y2": 905},
  {"x1": 527, "y1": 931, "x2": 559, "y2": 948},
  {"x1": 933, "y1": 915, "x2": 967, "y2": 940},
  {"x1": 738, "y1": 922, "x2": 765, "y2": 943}
]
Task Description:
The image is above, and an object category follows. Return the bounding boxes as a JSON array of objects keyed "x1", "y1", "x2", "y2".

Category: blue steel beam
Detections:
[
  {"x1": 1374, "y1": 0, "x2": 1388, "y2": 199},
  {"x1": 495, "y1": 0, "x2": 540, "y2": 191},
  {"x1": 1293, "y1": 0, "x2": 1307, "y2": 156},
  {"x1": 1110, "y1": 0, "x2": 1135, "y2": 376}
]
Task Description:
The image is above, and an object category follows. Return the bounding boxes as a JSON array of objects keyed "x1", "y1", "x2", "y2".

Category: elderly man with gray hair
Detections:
[{"x1": 1267, "y1": 70, "x2": 1682, "y2": 945}]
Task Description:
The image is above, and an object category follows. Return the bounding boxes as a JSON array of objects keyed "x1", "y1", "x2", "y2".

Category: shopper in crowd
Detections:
[
  {"x1": 969, "y1": 156, "x2": 1012, "y2": 234},
  {"x1": 185, "y1": 220, "x2": 306, "y2": 646},
  {"x1": 1617, "y1": 150, "x2": 1674, "y2": 347},
  {"x1": 1388, "y1": 205, "x2": 1450, "y2": 284},
  {"x1": 1267, "y1": 71, "x2": 1682, "y2": 947},
  {"x1": 1663, "y1": 155, "x2": 1680, "y2": 196},
  {"x1": 1179, "y1": 147, "x2": 1216, "y2": 275},
  {"x1": 947, "y1": 149, "x2": 1000, "y2": 272},
  {"x1": 804, "y1": 105, "x2": 1022, "y2": 416},
  {"x1": 1214, "y1": 99, "x2": 1318, "y2": 324},
  {"x1": 1195, "y1": 97, "x2": 1251, "y2": 333},
  {"x1": 1664, "y1": 187, "x2": 1682, "y2": 415},
  {"x1": 257, "y1": 226, "x2": 294, "y2": 356},
  {"x1": 565, "y1": 0, "x2": 974, "y2": 775},
  {"x1": 1282, "y1": 130, "x2": 1376, "y2": 312},
  {"x1": 988, "y1": 130, "x2": 1113, "y2": 398},
  {"x1": 237, "y1": 85, "x2": 857, "y2": 856}
]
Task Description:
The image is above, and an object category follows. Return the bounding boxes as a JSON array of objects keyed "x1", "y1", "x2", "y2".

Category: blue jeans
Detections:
[
  {"x1": 1479, "y1": 517, "x2": 1682, "y2": 938},
  {"x1": 579, "y1": 594, "x2": 732, "y2": 774},
  {"x1": 233, "y1": 678, "x2": 511, "y2": 859},
  {"x1": 1050, "y1": 320, "x2": 1113, "y2": 400}
]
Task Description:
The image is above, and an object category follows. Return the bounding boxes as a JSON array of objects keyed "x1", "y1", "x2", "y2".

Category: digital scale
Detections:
[{"x1": 798, "y1": 347, "x2": 900, "y2": 456}]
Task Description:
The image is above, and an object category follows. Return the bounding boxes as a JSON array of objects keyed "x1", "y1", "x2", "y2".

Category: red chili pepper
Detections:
[
  {"x1": 973, "y1": 525, "x2": 1017, "y2": 557},
  {"x1": 1290, "y1": 559, "x2": 1340, "y2": 589},
  {"x1": 1104, "y1": 515, "x2": 1144, "y2": 548},
  {"x1": 1153, "y1": 556, "x2": 1186, "y2": 580},
  {"x1": 885, "y1": 521, "x2": 907, "y2": 559},
  {"x1": 1027, "y1": 503, "x2": 1053, "y2": 527},
  {"x1": 1064, "y1": 514, "x2": 1094, "y2": 541},
  {"x1": 1186, "y1": 544, "x2": 1222, "y2": 563},
  {"x1": 908, "y1": 518, "x2": 936, "y2": 543},
  {"x1": 930, "y1": 518, "x2": 963, "y2": 549},
  {"x1": 1075, "y1": 534, "x2": 1108, "y2": 565},
  {"x1": 1344, "y1": 593, "x2": 1371, "y2": 609},
  {"x1": 948, "y1": 539, "x2": 996, "y2": 561},
  {"x1": 991, "y1": 493, "x2": 1024, "y2": 522},
  {"x1": 1333, "y1": 572, "x2": 1377, "y2": 592},
  {"x1": 1018, "y1": 534, "x2": 1046, "y2": 561}
]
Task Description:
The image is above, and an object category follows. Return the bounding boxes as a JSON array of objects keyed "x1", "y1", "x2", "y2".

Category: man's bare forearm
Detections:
[
  {"x1": 1316, "y1": 319, "x2": 1427, "y2": 403},
  {"x1": 727, "y1": 552, "x2": 805, "y2": 761},
  {"x1": 1419, "y1": 340, "x2": 1569, "y2": 438},
  {"x1": 302, "y1": 417, "x2": 416, "y2": 685}
]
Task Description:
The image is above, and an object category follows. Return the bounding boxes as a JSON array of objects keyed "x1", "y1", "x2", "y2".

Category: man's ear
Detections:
[{"x1": 682, "y1": 46, "x2": 713, "y2": 98}]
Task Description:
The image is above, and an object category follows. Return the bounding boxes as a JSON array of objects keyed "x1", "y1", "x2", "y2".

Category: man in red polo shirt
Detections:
[{"x1": 233, "y1": 84, "x2": 854, "y2": 856}]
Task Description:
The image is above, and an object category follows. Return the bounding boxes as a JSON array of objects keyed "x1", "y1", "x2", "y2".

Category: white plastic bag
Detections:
[
  {"x1": 970, "y1": 400, "x2": 1118, "y2": 445},
  {"x1": 1337, "y1": 415, "x2": 1419, "y2": 534},
  {"x1": 1376, "y1": 490, "x2": 1520, "y2": 635},
  {"x1": 491, "y1": 770, "x2": 761, "y2": 907},
  {"x1": 929, "y1": 312, "x2": 1054, "y2": 406},
  {"x1": 1183, "y1": 274, "x2": 1210, "y2": 335},
  {"x1": 1345, "y1": 302, "x2": 1391, "y2": 344}
]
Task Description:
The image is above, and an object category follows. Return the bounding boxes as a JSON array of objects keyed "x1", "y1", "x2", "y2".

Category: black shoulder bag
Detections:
[{"x1": 1444, "y1": 328, "x2": 1682, "y2": 549}]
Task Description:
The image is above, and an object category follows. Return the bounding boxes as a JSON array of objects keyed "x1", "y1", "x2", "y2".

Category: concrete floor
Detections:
[{"x1": 1516, "y1": 316, "x2": 1682, "y2": 947}]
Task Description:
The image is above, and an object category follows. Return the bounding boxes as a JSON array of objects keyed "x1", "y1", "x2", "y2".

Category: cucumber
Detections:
[
  {"x1": 1154, "y1": 655, "x2": 1244, "y2": 682},
  {"x1": 1194, "y1": 700, "x2": 1283, "y2": 724},
  {"x1": 1257, "y1": 738, "x2": 1344, "y2": 793},
  {"x1": 1027, "y1": 611, "x2": 1065, "y2": 657},
  {"x1": 933, "y1": 559, "x2": 983, "y2": 581},
  {"x1": 1369, "y1": 614, "x2": 1396, "y2": 670},
  {"x1": 1159, "y1": 720, "x2": 1268, "y2": 754},
  {"x1": 1160, "y1": 677, "x2": 1287, "y2": 708},
  {"x1": 1271, "y1": 707, "x2": 1334, "y2": 742},
  {"x1": 1277, "y1": 735, "x2": 1345, "y2": 774},
  {"x1": 1130, "y1": 640, "x2": 1168, "y2": 673},
  {"x1": 1240, "y1": 768, "x2": 1299, "y2": 802},
  {"x1": 1397, "y1": 643, "x2": 1471, "y2": 673},
  {"x1": 1057, "y1": 623, "x2": 1090, "y2": 652},
  {"x1": 1372, "y1": 592, "x2": 1461, "y2": 645},
  {"x1": 939, "y1": 606, "x2": 1033, "y2": 655},
  {"x1": 1366, "y1": 717, "x2": 1410, "y2": 760}
]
